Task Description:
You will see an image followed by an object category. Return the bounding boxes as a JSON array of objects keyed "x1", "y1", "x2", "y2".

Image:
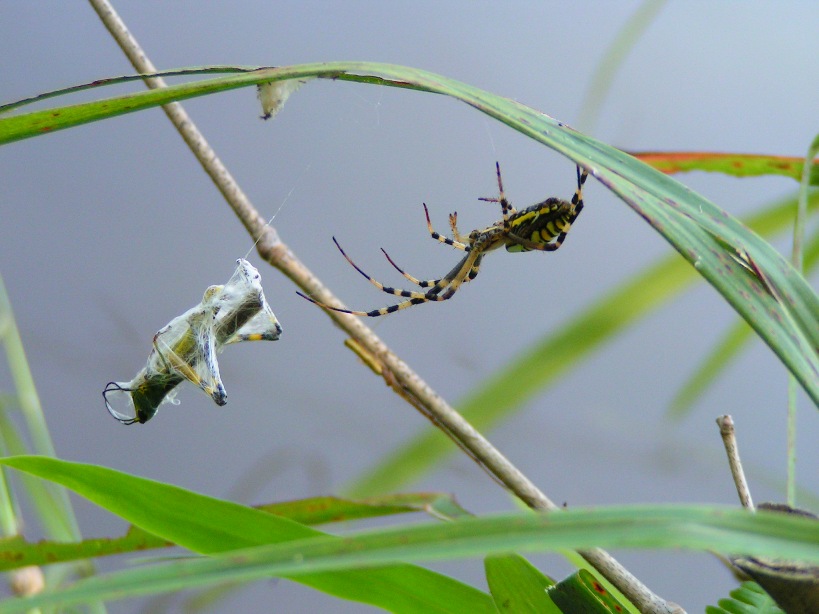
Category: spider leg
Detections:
[
  {"x1": 333, "y1": 237, "x2": 438, "y2": 299},
  {"x1": 424, "y1": 203, "x2": 470, "y2": 251},
  {"x1": 381, "y1": 247, "x2": 481, "y2": 289},
  {"x1": 478, "y1": 162, "x2": 517, "y2": 224},
  {"x1": 297, "y1": 291, "x2": 430, "y2": 317},
  {"x1": 298, "y1": 248, "x2": 483, "y2": 317},
  {"x1": 380, "y1": 247, "x2": 443, "y2": 288},
  {"x1": 296, "y1": 271, "x2": 453, "y2": 317},
  {"x1": 395, "y1": 203, "x2": 474, "y2": 283},
  {"x1": 572, "y1": 164, "x2": 588, "y2": 215},
  {"x1": 448, "y1": 212, "x2": 470, "y2": 244},
  {"x1": 390, "y1": 249, "x2": 483, "y2": 306},
  {"x1": 437, "y1": 251, "x2": 484, "y2": 300}
]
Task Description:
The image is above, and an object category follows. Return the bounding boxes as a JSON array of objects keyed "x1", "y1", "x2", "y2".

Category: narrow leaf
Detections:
[
  {"x1": 632, "y1": 151, "x2": 819, "y2": 184},
  {"x1": 1, "y1": 502, "x2": 818, "y2": 613},
  {"x1": 549, "y1": 569, "x2": 628, "y2": 613},
  {"x1": 671, "y1": 227, "x2": 819, "y2": 418},
  {"x1": 485, "y1": 553, "x2": 557, "y2": 613},
  {"x1": 0, "y1": 456, "x2": 493, "y2": 614},
  {"x1": 0, "y1": 492, "x2": 467, "y2": 571}
]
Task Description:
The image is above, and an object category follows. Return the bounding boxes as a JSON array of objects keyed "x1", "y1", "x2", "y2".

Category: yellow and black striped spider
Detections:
[{"x1": 298, "y1": 162, "x2": 588, "y2": 317}]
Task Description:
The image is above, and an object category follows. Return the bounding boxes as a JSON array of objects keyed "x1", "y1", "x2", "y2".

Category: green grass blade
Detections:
[
  {"x1": 484, "y1": 553, "x2": 558, "y2": 613},
  {"x1": 0, "y1": 530, "x2": 170, "y2": 573},
  {"x1": 0, "y1": 66, "x2": 259, "y2": 115},
  {"x1": 0, "y1": 274, "x2": 83, "y2": 544},
  {"x1": 787, "y1": 133, "x2": 819, "y2": 505},
  {"x1": 257, "y1": 491, "x2": 472, "y2": 523},
  {"x1": 671, "y1": 228, "x2": 819, "y2": 419},
  {"x1": 1, "y1": 501, "x2": 817, "y2": 613},
  {"x1": 0, "y1": 456, "x2": 493, "y2": 614},
  {"x1": 669, "y1": 319, "x2": 753, "y2": 419},
  {"x1": 633, "y1": 151, "x2": 819, "y2": 184},
  {"x1": 0, "y1": 492, "x2": 468, "y2": 572},
  {"x1": 0, "y1": 407, "x2": 21, "y2": 537},
  {"x1": 549, "y1": 569, "x2": 629, "y2": 613},
  {"x1": 0, "y1": 63, "x2": 412, "y2": 145},
  {"x1": 576, "y1": 0, "x2": 668, "y2": 133},
  {"x1": 0, "y1": 412, "x2": 77, "y2": 544}
]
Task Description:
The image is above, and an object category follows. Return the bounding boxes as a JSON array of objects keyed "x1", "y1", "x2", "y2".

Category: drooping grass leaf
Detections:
[
  {"x1": 670, "y1": 226, "x2": 819, "y2": 418},
  {"x1": 0, "y1": 460, "x2": 817, "y2": 614},
  {"x1": 0, "y1": 492, "x2": 467, "y2": 572},
  {"x1": 0, "y1": 456, "x2": 493, "y2": 614},
  {"x1": 632, "y1": 151, "x2": 819, "y2": 184},
  {"x1": 0, "y1": 66, "x2": 259, "y2": 116},
  {"x1": 0, "y1": 275, "x2": 80, "y2": 541}
]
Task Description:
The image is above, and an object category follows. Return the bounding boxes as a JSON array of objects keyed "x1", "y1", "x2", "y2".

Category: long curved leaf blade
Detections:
[
  {"x1": 671, "y1": 228, "x2": 819, "y2": 418},
  {"x1": 0, "y1": 66, "x2": 259, "y2": 115},
  {"x1": 1, "y1": 494, "x2": 818, "y2": 613},
  {"x1": 0, "y1": 492, "x2": 467, "y2": 572},
  {"x1": 632, "y1": 151, "x2": 819, "y2": 184},
  {"x1": 0, "y1": 456, "x2": 493, "y2": 614}
]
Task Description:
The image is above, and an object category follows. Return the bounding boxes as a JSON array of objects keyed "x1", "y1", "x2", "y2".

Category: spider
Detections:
[{"x1": 297, "y1": 162, "x2": 588, "y2": 317}]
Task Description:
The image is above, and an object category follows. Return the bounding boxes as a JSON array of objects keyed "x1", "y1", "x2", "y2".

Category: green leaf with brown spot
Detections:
[
  {"x1": 549, "y1": 569, "x2": 629, "y2": 613},
  {"x1": 631, "y1": 151, "x2": 819, "y2": 184}
]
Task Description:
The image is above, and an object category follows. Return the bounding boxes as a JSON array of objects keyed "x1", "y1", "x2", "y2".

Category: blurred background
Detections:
[{"x1": 1, "y1": 2, "x2": 818, "y2": 611}]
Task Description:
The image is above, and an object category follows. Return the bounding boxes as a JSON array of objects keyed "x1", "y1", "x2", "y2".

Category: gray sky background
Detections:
[{"x1": 1, "y1": 2, "x2": 818, "y2": 611}]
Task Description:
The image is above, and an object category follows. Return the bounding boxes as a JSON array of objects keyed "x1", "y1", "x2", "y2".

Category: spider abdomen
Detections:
[{"x1": 505, "y1": 198, "x2": 574, "y2": 252}]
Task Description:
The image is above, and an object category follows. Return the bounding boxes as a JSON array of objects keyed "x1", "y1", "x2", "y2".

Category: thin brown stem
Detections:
[
  {"x1": 88, "y1": 1, "x2": 680, "y2": 610},
  {"x1": 716, "y1": 415, "x2": 754, "y2": 510}
]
